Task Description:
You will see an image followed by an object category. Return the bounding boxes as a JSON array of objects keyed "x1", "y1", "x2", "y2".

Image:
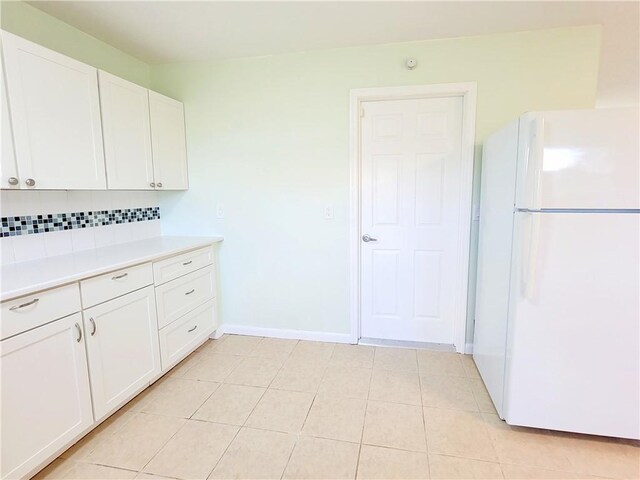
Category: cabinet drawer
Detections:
[
  {"x1": 1, "y1": 284, "x2": 81, "y2": 340},
  {"x1": 153, "y1": 246, "x2": 214, "y2": 285},
  {"x1": 155, "y1": 265, "x2": 216, "y2": 329},
  {"x1": 81, "y1": 263, "x2": 153, "y2": 308},
  {"x1": 159, "y1": 299, "x2": 216, "y2": 371}
]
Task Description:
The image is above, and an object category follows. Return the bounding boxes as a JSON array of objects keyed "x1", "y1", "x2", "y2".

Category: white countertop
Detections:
[{"x1": 0, "y1": 235, "x2": 223, "y2": 301}]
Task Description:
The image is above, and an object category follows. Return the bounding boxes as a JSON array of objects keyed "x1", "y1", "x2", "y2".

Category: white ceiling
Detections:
[{"x1": 27, "y1": 1, "x2": 639, "y2": 65}]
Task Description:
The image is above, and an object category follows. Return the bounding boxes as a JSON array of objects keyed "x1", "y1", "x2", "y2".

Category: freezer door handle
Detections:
[
  {"x1": 524, "y1": 118, "x2": 545, "y2": 211},
  {"x1": 521, "y1": 212, "x2": 541, "y2": 298}
]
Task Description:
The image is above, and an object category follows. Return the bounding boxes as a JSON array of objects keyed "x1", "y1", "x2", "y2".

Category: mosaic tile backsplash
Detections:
[{"x1": 1, "y1": 206, "x2": 161, "y2": 237}]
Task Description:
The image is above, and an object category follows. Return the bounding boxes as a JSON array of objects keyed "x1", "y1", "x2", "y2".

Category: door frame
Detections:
[{"x1": 348, "y1": 82, "x2": 477, "y2": 353}]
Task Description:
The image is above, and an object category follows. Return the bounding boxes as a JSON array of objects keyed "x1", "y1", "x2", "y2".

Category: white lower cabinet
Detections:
[
  {"x1": 0, "y1": 313, "x2": 93, "y2": 480},
  {"x1": 83, "y1": 286, "x2": 161, "y2": 421},
  {"x1": 159, "y1": 299, "x2": 217, "y2": 370},
  {"x1": 0, "y1": 244, "x2": 218, "y2": 479},
  {"x1": 155, "y1": 265, "x2": 216, "y2": 329}
]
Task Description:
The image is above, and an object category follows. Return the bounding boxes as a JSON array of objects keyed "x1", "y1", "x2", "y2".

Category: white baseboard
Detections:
[
  {"x1": 465, "y1": 343, "x2": 474, "y2": 354},
  {"x1": 217, "y1": 324, "x2": 355, "y2": 344}
]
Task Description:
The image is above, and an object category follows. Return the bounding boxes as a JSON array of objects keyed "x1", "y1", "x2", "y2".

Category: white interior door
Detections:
[{"x1": 360, "y1": 96, "x2": 464, "y2": 344}]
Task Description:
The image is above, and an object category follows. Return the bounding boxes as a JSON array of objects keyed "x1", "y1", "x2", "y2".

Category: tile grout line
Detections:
[
  {"x1": 279, "y1": 341, "x2": 328, "y2": 480},
  {"x1": 136, "y1": 337, "x2": 230, "y2": 477},
  {"x1": 417, "y1": 354, "x2": 432, "y2": 479},
  {"x1": 226, "y1": 336, "x2": 302, "y2": 480},
  {"x1": 200, "y1": 335, "x2": 279, "y2": 479},
  {"x1": 354, "y1": 346, "x2": 376, "y2": 480}
]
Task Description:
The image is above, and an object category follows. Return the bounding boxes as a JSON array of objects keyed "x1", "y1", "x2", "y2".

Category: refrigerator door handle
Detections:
[
  {"x1": 524, "y1": 118, "x2": 545, "y2": 210},
  {"x1": 521, "y1": 212, "x2": 541, "y2": 298}
]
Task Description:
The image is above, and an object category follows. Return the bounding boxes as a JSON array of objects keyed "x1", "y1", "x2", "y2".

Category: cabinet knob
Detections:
[
  {"x1": 157, "y1": 182, "x2": 163, "y2": 188},
  {"x1": 7, "y1": 177, "x2": 19, "y2": 186},
  {"x1": 25, "y1": 178, "x2": 36, "y2": 187},
  {"x1": 150, "y1": 182, "x2": 155, "y2": 188}
]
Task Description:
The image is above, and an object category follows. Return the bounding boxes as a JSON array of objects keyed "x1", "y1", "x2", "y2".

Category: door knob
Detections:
[
  {"x1": 7, "y1": 177, "x2": 18, "y2": 186},
  {"x1": 157, "y1": 182, "x2": 163, "y2": 188},
  {"x1": 150, "y1": 182, "x2": 155, "y2": 188},
  {"x1": 25, "y1": 178, "x2": 35, "y2": 187},
  {"x1": 362, "y1": 234, "x2": 378, "y2": 242}
]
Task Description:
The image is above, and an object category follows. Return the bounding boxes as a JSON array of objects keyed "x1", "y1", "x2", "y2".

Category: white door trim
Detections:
[{"x1": 349, "y1": 82, "x2": 477, "y2": 353}]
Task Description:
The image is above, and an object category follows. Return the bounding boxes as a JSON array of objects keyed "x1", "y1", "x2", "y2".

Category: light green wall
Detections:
[
  {"x1": 0, "y1": 3, "x2": 602, "y2": 341},
  {"x1": 1, "y1": 1, "x2": 150, "y2": 86},
  {"x1": 151, "y1": 26, "x2": 601, "y2": 340}
]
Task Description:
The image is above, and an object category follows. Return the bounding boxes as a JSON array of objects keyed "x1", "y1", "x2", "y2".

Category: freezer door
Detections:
[
  {"x1": 516, "y1": 108, "x2": 639, "y2": 210},
  {"x1": 505, "y1": 212, "x2": 640, "y2": 439}
]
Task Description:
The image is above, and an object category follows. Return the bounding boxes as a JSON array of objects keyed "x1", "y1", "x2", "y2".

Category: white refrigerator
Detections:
[{"x1": 473, "y1": 107, "x2": 639, "y2": 440}]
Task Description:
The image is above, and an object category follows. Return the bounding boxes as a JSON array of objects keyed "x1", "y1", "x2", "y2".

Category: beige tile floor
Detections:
[{"x1": 36, "y1": 335, "x2": 640, "y2": 480}]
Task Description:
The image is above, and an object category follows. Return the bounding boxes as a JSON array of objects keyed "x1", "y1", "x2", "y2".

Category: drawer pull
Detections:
[
  {"x1": 75, "y1": 323, "x2": 82, "y2": 342},
  {"x1": 185, "y1": 289, "x2": 195, "y2": 295},
  {"x1": 89, "y1": 317, "x2": 97, "y2": 336},
  {"x1": 9, "y1": 298, "x2": 39, "y2": 311},
  {"x1": 187, "y1": 325, "x2": 198, "y2": 333},
  {"x1": 112, "y1": 272, "x2": 129, "y2": 280},
  {"x1": 183, "y1": 261, "x2": 193, "y2": 266}
]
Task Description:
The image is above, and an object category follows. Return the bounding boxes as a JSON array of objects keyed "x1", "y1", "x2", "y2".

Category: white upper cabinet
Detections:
[
  {"x1": 99, "y1": 70, "x2": 155, "y2": 190},
  {"x1": 1, "y1": 47, "x2": 19, "y2": 190},
  {"x1": 1, "y1": 31, "x2": 106, "y2": 190},
  {"x1": 149, "y1": 91, "x2": 189, "y2": 190}
]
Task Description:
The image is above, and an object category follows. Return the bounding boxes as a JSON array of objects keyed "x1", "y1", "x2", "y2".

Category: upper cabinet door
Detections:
[
  {"x1": 149, "y1": 91, "x2": 189, "y2": 190},
  {"x1": 99, "y1": 71, "x2": 155, "y2": 190},
  {"x1": 1, "y1": 31, "x2": 106, "y2": 190},
  {"x1": 1, "y1": 47, "x2": 19, "y2": 190}
]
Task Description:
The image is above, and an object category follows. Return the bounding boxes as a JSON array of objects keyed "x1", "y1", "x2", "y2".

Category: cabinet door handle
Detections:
[
  {"x1": 9, "y1": 298, "x2": 39, "y2": 311},
  {"x1": 89, "y1": 317, "x2": 97, "y2": 336},
  {"x1": 187, "y1": 325, "x2": 197, "y2": 332},
  {"x1": 183, "y1": 261, "x2": 193, "y2": 266},
  {"x1": 157, "y1": 182, "x2": 163, "y2": 188},
  {"x1": 112, "y1": 272, "x2": 128, "y2": 280},
  {"x1": 75, "y1": 323, "x2": 82, "y2": 342},
  {"x1": 185, "y1": 289, "x2": 195, "y2": 295}
]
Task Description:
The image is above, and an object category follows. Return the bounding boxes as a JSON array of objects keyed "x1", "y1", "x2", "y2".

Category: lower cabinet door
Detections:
[
  {"x1": 0, "y1": 312, "x2": 93, "y2": 480},
  {"x1": 83, "y1": 286, "x2": 161, "y2": 421}
]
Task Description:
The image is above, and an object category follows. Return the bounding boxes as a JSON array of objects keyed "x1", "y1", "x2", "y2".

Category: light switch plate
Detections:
[
  {"x1": 324, "y1": 205, "x2": 334, "y2": 219},
  {"x1": 472, "y1": 203, "x2": 480, "y2": 221}
]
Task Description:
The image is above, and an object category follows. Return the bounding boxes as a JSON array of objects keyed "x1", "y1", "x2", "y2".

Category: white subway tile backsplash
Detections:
[
  {"x1": 0, "y1": 237, "x2": 15, "y2": 264},
  {"x1": 93, "y1": 223, "x2": 117, "y2": 248},
  {"x1": 70, "y1": 227, "x2": 96, "y2": 252},
  {"x1": 12, "y1": 233, "x2": 46, "y2": 263},
  {"x1": 1, "y1": 190, "x2": 161, "y2": 265},
  {"x1": 111, "y1": 223, "x2": 133, "y2": 245},
  {"x1": 1, "y1": 190, "x2": 41, "y2": 217},
  {"x1": 67, "y1": 190, "x2": 92, "y2": 213},
  {"x1": 43, "y1": 230, "x2": 73, "y2": 257},
  {"x1": 43, "y1": 191, "x2": 69, "y2": 216}
]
